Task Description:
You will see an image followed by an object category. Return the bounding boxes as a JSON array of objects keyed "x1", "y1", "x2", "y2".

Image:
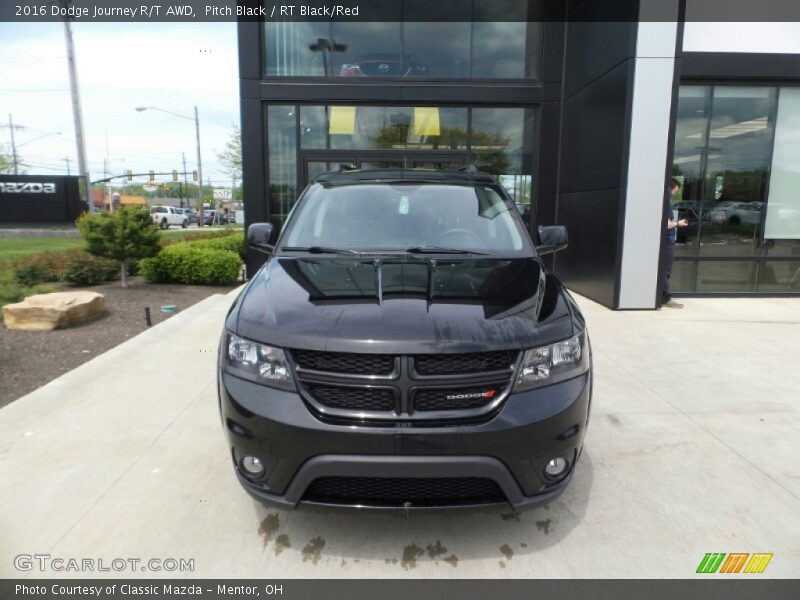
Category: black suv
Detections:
[{"x1": 218, "y1": 169, "x2": 592, "y2": 511}]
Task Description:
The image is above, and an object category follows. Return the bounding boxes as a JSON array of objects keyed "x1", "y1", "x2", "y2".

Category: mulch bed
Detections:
[{"x1": 0, "y1": 277, "x2": 236, "y2": 409}]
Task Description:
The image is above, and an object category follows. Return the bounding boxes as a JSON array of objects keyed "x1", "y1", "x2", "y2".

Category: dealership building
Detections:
[{"x1": 237, "y1": 0, "x2": 800, "y2": 309}]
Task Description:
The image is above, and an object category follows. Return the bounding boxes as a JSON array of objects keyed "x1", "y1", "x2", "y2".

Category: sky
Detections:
[
  {"x1": 4, "y1": 20, "x2": 800, "y2": 189},
  {"x1": 0, "y1": 22, "x2": 240, "y2": 187}
]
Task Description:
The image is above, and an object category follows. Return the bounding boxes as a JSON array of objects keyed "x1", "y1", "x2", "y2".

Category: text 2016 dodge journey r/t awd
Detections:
[{"x1": 218, "y1": 169, "x2": 592, "y2": 511}]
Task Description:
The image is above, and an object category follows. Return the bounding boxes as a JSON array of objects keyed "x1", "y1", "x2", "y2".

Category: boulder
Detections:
[{"x1": 3, "y1": 291, "x2": 105, "y2": 331}]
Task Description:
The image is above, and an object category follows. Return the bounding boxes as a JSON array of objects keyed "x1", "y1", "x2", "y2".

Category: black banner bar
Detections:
[
  {"x1": 2, "y1": 580, "x2": 800, "y2": 600},
  {"x1": 6, "y1": 0, "x2": 800, "y2": 22}
]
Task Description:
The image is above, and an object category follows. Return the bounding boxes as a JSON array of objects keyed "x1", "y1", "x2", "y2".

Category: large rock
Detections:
[{"x1": 3, "y1": 291, "x2": 105, "y2": 331}]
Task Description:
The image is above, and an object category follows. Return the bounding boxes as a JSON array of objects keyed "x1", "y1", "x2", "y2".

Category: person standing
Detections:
[{"x1": 661, "y1": 178, "x2": 688, "y2": 308}]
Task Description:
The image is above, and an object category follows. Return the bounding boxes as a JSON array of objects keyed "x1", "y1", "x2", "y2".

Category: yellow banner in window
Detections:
[
  {"x1": 414, "y1": 107, "x2": 440, "y2": 136},
  {"x1": 329, "y1": 106, "x2": 356, "y2": 135}
]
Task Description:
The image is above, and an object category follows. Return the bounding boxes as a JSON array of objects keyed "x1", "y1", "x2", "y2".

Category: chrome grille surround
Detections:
[{"x1": 290, "y1": 349, "x2": 520, "y2": 423}]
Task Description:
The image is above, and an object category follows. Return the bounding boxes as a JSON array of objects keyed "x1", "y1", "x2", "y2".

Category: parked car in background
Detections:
[
  {"x1": 181, "y1": 208, "x2": 198, "y2": 225},
  {"x1": 150, "y1": 206, "x2": 188, "y2": 229},
  {"x1": 203, "y1": 210, "x2": 229, "y2": 226},
  {"x1": 708, "y1": 201, "x2": 763, "y2": 226}
]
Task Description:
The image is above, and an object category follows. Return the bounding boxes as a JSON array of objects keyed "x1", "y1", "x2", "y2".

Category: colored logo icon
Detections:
[{"x1": 696, "y1": 553, "x2": 773, "y2": 574}]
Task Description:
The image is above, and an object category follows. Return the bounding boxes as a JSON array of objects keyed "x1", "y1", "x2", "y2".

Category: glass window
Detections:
[
  {"x1": 669, "y1": 84, "x2": 800, "y2": 293},
  {"x1": 696, "y1": 261, "x2": 757, "y2": 293},
  {"x1": 670, "y1": 260, "x2": 698, "y2": 293},
  {"x1": 472, "y1": 108, "x2": 535, "y2": 206},
  {"x1": 272, "y1": 105, "x2": 537, "y2": 234},
  {"x1": 264, "y1": 3, "x2": 542, "y2": 80},
  {"x1": 267, "y1": 106, "x2": 297, "y2": 230},
  {"x1": 329, "y1": 22, "x2": 404, "y2": 77},
  {"x1": 403, "y1": 22, "x2": 471, "y2": 78},
  {"x1": 265, "y1": 22, "x2": 331, "y2": 77},
  {"x1": 283, "y1": 183, "x2": 528, "y2": 254},
  {"x1": 697, "y1": 87, "x2": 774, "y2": 257},
  {"x1": 300, "y1": 106, "x2": 468, "y2": 151},
  {"x1": 758, "y1": 260, "x2": 800, "y2": 292},
  {"x1": 764, "y1": 88, "x2": 800, "y2": 241},
  {"x1": 471, "y1": 22, "x2": 540, "y2": 78},
  {"x1": 671, "y1": 86, "x2": 709, "y2": 257}
]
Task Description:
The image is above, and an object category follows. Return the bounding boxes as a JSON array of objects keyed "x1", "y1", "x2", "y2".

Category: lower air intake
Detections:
[{"x1": 302, "y1": 476, "x2": 506, "y2": 507}]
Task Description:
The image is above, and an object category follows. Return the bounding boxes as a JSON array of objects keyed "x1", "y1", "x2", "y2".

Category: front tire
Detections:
[
  {"x1": 160, "y1": 219, "x2": 169, "y2": 230},
  {"x1": 181, "y1": 219, "x2": 188, "y2": 229}
]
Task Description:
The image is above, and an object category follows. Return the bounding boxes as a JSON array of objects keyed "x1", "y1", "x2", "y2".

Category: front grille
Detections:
[
  {"x1": 414, "y1": 351, "x2": 518, "y2": 376},
  {"x1": 305, "y1": 384, "x2": 396, "y2": 412},
  {"x1": 291, "y1": 349, "x2": 519, "y2": 423},
  {"x1": 302, "y1": 477, "x2": 506, "y2": 507},
  {"x1": 292, "y1": 350, "x2": 395, "y2": 375},
  {"x1": 413, "y1": 382, "x2": 507, "y2": 412}
]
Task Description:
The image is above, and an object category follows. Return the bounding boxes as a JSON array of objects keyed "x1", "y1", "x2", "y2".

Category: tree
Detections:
[
  {"x1": 0, "y1": 150, "x2": 16, "y2": 174},
  {"x1": 217, "y1": 125, "x2": 242, "y2": 181},
  {"x1": 76, "y1": 207, "x2": 161, "y2": 288}
]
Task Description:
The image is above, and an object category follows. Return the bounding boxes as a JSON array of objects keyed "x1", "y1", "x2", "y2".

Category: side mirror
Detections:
[
  {"x1": 536, "y1": 225, "x2": 568, "y2": 255},
  {"x1": 247, "y1": 223, "x2": 275, "y2": 250}
]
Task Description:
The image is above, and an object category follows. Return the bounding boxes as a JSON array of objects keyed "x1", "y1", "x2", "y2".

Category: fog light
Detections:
[
  {"x1": 544, "y1": 457, "x2": 568, "y2": 478},
  {"x1": 241, "y1": 456, "x2": 265, "y2": 477}
]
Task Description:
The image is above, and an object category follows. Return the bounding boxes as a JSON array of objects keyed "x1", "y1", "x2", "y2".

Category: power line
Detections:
[
  {"x1": 0, "y1": 88, "x2": 70, "y2": 92},
  {"x1": 0, "y1": 56, "x2": 66, "y2": 64}
]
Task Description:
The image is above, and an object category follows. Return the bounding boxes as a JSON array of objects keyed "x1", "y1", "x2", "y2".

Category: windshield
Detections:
[{"x1": 282, "y1": 183, "x2": 530, "y2": 255}]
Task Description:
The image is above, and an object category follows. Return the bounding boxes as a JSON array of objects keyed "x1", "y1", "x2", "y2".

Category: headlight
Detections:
[
  {"x1": 223, "y1": 334, "x2": 295, "y2": 391},
  {"x1": 513, "y1": 330, "x2": 589, "y2": 392}
]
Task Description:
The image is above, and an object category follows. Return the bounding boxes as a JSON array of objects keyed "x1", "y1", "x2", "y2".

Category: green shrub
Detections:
[
  {"x1": 13, "y1": 262, "x2": 58, "y2": 287},
  {"x1": 11, "y1": 249, "x2": 119, "y2": 287},
  {"x1": 140, "y1": 244, "x2": 241, "y2": 285},
  {"x1": 158, "y1": 229, "x2": 241, "y2": 248},
  {"x1": 188, "y1": 232, "x2": 245, "y2": 259},
  {"x1": 12, "y1": 250, "x2": 80, "y2": 285},
  {"x1": 77, "y1": 207, "x2": 160, "y2": 287},
  {"x1": 0, "y1": 269, "x2": 56, "y2": 320},
  {"x1": 62, "y1": 254, "x2": 119, "y2": 286}
]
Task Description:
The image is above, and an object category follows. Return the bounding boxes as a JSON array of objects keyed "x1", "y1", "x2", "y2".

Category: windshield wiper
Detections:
[
  {"x1": 405, "y1": 246, "x2": 492, "y2": 256},
  {"x1": 280, "y1": 246, "x2": 361, "y2": 255}
]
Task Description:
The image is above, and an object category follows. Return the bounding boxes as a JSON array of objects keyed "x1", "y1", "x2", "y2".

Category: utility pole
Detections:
[
  {"x1": 181, "y1": 152, "x2": 188, "y2": 210},
  {"x1": 62, "y1": 11, "x2": 93, "y2": 212},
  {"x1": 195, "y1": 106, "x2": 203, "y2": 223},
  {"x1": 64, "y1": 157, "x2": 71, "y2": 175},
  {"x1": 7, "y1": 114, "x2": 20, "y2": 175}
]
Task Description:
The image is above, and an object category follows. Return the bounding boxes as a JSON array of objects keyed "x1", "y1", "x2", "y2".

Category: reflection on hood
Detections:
[{"x1": 280, "y1": 257, "x2": 544, "y2": 319}]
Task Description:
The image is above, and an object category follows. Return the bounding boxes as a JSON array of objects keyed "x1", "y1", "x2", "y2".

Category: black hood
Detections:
[{"x1": 231, "y1": 256, "x2": 574, "y2": 354}]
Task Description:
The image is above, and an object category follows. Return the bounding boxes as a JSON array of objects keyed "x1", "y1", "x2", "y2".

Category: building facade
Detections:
[{"x1": 238, "y1": 0, "x2": 800, "y2": 309}]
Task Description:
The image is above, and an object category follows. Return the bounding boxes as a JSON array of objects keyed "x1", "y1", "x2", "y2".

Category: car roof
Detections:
[{"x1": 312, "y1": 168, "x2": 499, "y2": 187}]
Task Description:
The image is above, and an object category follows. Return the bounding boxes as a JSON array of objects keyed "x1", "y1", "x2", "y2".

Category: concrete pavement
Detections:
[{"x1": 1, "y1": 292, "x2": 799, "y2": 578}]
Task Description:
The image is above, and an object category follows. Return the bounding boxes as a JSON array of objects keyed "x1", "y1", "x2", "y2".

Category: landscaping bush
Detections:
[
  {"x1": 12, "y1": 250, "x2": 79, "y2": 285},
  {"x1": 62, "y1": 254, "x2": 119, "y2": 286},
  {"x1": 77, "y1": 207, "x2": 160, "y2": 287},
  {"x1": 13, "y1": 261, "x2": 59, "y2": 287},
  {"x1": 11, "y1": 249, "x2": 118, "y2": 287},
  {"x1": 139, "y1": 244, "x2": 241, "y2": 285},
  {"x1": 188, "y1": 232, "x2": 245, "y2": 259},
  {"x1": 158, "y1": 229, "x2": 241, "y2": 248},
  {"x1": 0, "y1": 269, "x2": 56, "y2": 320}
]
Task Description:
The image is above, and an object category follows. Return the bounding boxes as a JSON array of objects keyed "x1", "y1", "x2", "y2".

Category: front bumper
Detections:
[{"x1": 219, "y1": 370, "x2": 591, "y2": 511}]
